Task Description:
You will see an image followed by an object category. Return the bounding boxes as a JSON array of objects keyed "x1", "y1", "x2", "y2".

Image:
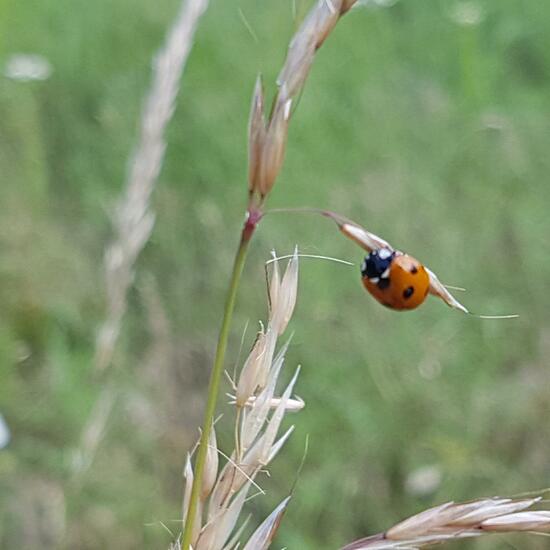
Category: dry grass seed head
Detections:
[
  {"x1": 247, "y1": 1, "x2": 359, "y2": 202},
  {"x1": 277, "y1": 0, "x2": 343, "y2": 96},
  {"x1": 342, "y1": 496, "x2": 549, "y2": 549},
  {"x1": 443, "y1": 497, "x2": 539, "y2": 528},
  {"x1": 385, "y1": 497, "x2": 540, "y2": 540},
  {"x1": 199, "y1": 253, "x2": 302, "y2": 548}
]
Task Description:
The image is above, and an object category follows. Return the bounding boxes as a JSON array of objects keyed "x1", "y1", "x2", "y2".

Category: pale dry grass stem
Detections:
[
  {"x1": 341, "y1": 495, "x2": 550, "y2": 549},
  {"x1": 179, "y1": 251, "x2": 302, "y2": 549},
  {"x1": 72, "y1": 0, "x2": 208, "y2": 478},
  {"x1": 95, "y1": 0, "x2": 209, "y2": 372}
]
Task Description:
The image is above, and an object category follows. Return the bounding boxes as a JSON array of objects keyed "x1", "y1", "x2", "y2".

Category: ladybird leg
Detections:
[
  {"x1": 425, "y1": 267, "x2": 469, "y2": 313},
  {"x1": 339, "y1": 222, "x2": 393, "y2": 253}
]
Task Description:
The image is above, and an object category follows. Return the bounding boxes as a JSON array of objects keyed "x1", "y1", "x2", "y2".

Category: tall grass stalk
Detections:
[
  {"x1": 181, "y1": 1, "x2": 359, "y2": 547},
  {"x1": 178, "y1": 250, "x2": 302, "y2": 549}
]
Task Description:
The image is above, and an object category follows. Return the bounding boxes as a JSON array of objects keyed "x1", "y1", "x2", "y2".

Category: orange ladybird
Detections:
[
  {"x1": 360, "y1": 248, "x2": 430, "y2": 311},
  {"x1": 334, "y1": 217, "x2": 468, "y2": 313}
]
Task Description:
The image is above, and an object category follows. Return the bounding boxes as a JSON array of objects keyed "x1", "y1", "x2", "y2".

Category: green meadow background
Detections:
[{"x1": 1, "y1": 0, "x2": 550, "y2": 548}]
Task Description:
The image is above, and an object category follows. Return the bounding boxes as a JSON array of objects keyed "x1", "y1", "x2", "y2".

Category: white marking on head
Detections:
[
  {"x1": 381, "y1": 268, "x2": 390, "y2": 279},
  {"x1": 370, "y1": 277, "x2": 380, "y2": 284},
  {"x1": 361, "y1": 260, "x2": 367, "y2": 272},
  {"x1": 378, "y1": 248, "x2": 392, "y2": 260}
]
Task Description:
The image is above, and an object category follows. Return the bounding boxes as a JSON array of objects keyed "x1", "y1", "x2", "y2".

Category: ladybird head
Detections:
[{"x1": 361, "y1": 248, "x2": 395, "y2": 289}]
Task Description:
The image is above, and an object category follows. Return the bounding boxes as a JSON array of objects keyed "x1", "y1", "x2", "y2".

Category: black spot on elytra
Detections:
[
  {"x1": 403, "y1": 286, "x2": 414, "y2": 299},
  {"x1": 378, "y1": 278, "x2": 391, "y2": 290},
  {"x1": 410, "y1": 266, "x2": 418, "y2": 274}
]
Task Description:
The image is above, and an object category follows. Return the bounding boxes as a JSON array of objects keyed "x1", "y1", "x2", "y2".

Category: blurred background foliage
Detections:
[{"x1": 1, "y1": 0, "x2": 550, "y2": 548}]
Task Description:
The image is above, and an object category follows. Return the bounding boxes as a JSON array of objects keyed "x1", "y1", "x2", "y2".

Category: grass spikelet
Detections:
[
  {"x1": 240, "y1": 336, "x2": 292, "y2": 451},
  {"x1": 258, "y1": 84, "x2": 292, "y2": 197},
  {"x1": 340, "y1": 495, "x2": 549, "y2": 549},
  {"x1": 247, "y1": 0, "x2": 359, "y2": 205},
  {"x1": 178, "y1": 253, "x2": 302, "y2": 549}
]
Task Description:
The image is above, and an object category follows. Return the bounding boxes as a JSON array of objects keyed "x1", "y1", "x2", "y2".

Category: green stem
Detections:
[{"x1": 181, "y1": 220, "x2": 255, "y2": 549}]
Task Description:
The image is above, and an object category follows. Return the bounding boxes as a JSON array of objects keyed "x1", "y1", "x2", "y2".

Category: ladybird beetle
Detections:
[
  {"x1": 360, "y1": 248, "x2": 430, "y2": 311},
  {"x1": 318, "y1": 211, "x2": 468, "y2": 313},
  {"x1": 276, "y1": 209, "x2": 512, "y2": 315}
]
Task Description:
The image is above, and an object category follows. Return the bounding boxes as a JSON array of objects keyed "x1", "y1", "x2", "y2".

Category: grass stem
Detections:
[{"x1": 181, "y1": 214, "x2": 257, "y2": 549}]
